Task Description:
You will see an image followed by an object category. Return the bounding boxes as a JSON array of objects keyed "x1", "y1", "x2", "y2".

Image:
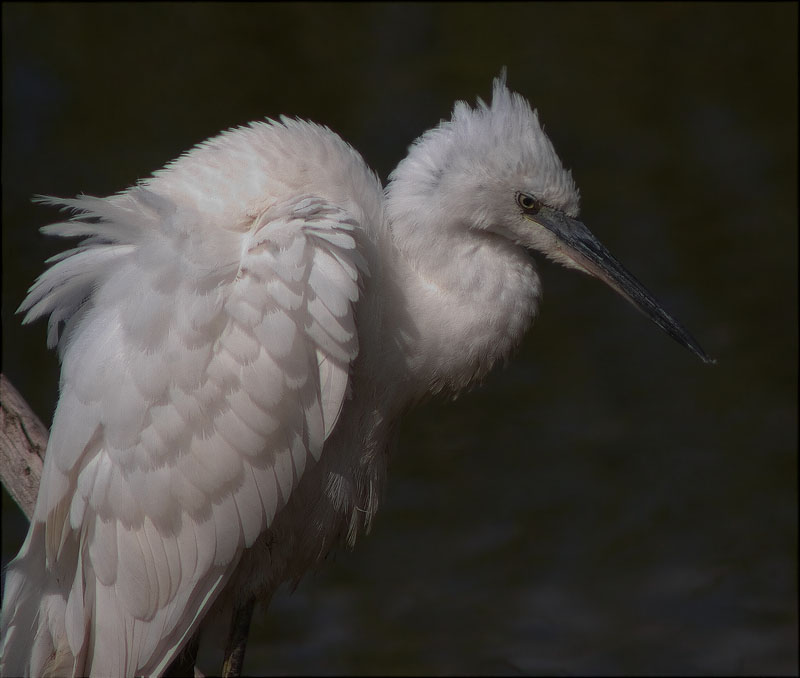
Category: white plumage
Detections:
[{"x1": 1, "y1": 74, "x2": 711, "y2": 677}]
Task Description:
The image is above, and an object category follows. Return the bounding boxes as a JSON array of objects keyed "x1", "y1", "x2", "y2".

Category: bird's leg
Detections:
[
  {"x1": 164, "y1": 630, "x2": 200, "y2": 677},
  {"x1": 221, "y1": 596, "x2": 256, "y2": 677}
]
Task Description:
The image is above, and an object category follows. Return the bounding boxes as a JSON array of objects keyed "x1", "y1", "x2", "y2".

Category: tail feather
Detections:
[
  {"x1": 1, "y1": 523, "x2": 76, "y2": 677},
  {"x1": 2, "y1": 521, "x2": 233, "y2": 677}
]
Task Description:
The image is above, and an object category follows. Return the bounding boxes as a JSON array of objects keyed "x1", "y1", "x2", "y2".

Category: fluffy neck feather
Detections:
[{"x1": 383, "y1": 181, "x2": 541, "y2": 398}]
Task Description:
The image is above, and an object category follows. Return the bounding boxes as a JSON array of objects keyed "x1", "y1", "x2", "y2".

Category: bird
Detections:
[{"x1": 0, "y1": 73, "x2": 713, "y2": 677}]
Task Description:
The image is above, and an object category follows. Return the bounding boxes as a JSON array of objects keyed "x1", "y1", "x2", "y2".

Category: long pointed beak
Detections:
[{"x1": 529, "y1": 206, "x2": 715, "y2": 364}]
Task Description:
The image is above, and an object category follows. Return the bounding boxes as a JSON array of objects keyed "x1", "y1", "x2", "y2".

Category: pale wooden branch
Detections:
[{"x1": 0, "y1": 373, "x2": 48, "y2": 519}]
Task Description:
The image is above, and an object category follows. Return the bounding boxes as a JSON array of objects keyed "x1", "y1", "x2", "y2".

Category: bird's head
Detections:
[{"x1": 387, "y1": 72, "x2": 713, "y2": 364}]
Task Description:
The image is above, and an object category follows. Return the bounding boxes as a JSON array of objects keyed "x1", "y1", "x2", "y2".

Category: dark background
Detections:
[{"x1": 2, "y1": 3, "x2": 796, "y2": 674}]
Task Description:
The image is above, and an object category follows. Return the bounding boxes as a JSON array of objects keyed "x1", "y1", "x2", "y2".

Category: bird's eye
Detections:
[{"x1": 516, "y1": 192, "x2": 541, "y2": 213}]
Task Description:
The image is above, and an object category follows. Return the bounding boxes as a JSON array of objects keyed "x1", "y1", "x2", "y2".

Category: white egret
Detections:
[{"x1": 0, "y1": 74, "x2": 712, "y2": 677}]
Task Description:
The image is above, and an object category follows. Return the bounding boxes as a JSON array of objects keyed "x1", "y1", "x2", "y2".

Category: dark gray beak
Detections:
[{"x1": 529, "y1": 206, "x2": 715, "y2": 364}]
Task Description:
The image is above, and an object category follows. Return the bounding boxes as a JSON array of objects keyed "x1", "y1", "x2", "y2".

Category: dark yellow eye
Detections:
[{"x1": 516, "y1": 192, "x2": 541, "y2": 213}]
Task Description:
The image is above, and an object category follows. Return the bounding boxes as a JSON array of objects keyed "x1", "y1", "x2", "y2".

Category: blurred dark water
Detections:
[{"x1": 2, "y1": 3, "x2": 796, "y2": 674}]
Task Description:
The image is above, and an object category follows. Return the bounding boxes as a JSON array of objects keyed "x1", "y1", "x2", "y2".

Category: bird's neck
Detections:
[{"x1": 381, "y1": 212, "x2": 542, "y2": 399}]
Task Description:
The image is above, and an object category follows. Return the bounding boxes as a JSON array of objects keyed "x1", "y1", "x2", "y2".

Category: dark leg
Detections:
[
  {"x1": 221, "y1": 597, "x2": 256, "y2": 677},
  {"x1": 164, "y1": 630, "x2": 200, "y2": 677}
]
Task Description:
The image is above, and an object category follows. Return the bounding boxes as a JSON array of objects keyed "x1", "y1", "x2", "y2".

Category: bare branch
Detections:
[{"x1": 0, "y1": 373, "x2": 48, "y2": 519}]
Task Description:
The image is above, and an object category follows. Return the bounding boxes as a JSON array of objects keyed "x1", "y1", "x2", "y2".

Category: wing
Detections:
[{"x1": 8, "y1": 187, "x2": 368, "y2": 676}]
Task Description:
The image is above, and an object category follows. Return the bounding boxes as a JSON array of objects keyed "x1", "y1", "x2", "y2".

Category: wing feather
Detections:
[
  {"x1": 89, "y1": 516, "x2": 117, "y2": 587},
  {"x1": 7, "y1": 188, "x2": 369, "y2": 674},
  {"x1": 211, "y1": 493, "x2": 243, "y2": 568},
  {"x1": 233, "y1": 464, "x2": 267, "y2": 547}
]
